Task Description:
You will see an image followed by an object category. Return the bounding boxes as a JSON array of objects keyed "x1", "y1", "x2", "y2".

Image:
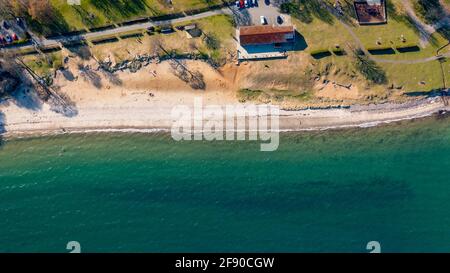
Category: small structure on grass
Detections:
[
  {"x1": 354, "y1": 0, "x2": 387, "y2": 25},
  {"x1": 239, "y1": 25, "x2": 295, "y2": 47}
]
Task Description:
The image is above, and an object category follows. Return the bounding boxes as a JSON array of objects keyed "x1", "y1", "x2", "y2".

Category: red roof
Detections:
[
  {"x1": 354, "y1": 0, "x2": 387, "y2": 24},
  {"x1": 239, "y1": 25, "x2": 295, "y2": 46}
]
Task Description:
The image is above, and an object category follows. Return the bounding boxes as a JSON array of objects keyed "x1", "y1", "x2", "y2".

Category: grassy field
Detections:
[
  {"x1": 23, "y1": 52, "x2": 63, "y2": 77},
  {"x1": 380, "y1": 61, "x2": 445, "y2": 92},
  {"x1": 48, "y1": 0, "x2": 223, "y2": 32},
  {"x1": 293, "y1": 17, "x2": 353, "y2": 53},
  {"x1": 23, "y1": 14, "x2": 235, "y2": 76},
  {"x1": 89, "y1": 14, "x2": 235, "y2": 63},
  {"x1": 20, "y1": 0, "x2": 449, "y2": 106},
  {"x1": 188, "y1": 14, "x2": 235, "y2": 64},
  {"x1": 287, "y1": 0, "x2": 449, "y2": 98}
]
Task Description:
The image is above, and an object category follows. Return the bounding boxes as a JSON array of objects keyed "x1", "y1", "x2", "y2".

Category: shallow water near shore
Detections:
[{"x1": 1, "y1": 115, "x2": 450, "y2": 252}]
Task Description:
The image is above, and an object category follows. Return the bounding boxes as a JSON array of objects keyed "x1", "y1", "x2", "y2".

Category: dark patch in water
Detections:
[{"x1": 89, "y1": 176, "x2": 412, "y2": 214}]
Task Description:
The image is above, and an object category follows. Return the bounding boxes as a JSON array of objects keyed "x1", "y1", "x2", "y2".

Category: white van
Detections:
[{"x1": 260, "y1": 16, "x2": 267, "y2": 25}]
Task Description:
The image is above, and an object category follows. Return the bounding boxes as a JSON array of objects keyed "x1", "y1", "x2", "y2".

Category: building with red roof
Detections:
[{"x1": 238, "y1": 25, "x2": 295, "y2": 46}]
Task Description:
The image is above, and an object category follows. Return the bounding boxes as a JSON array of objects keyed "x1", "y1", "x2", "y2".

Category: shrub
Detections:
[
  {"x1": 204, "y1": 33, "x2": 220, "y2": 50},
  {"x1": 353, "y1": 49, "x2": 387, "y2": 84}
]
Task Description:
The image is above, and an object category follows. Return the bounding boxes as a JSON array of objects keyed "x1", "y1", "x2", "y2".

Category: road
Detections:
[
  {"x1": 401, "y1": 0, "x2": 436, "y2": 47},
  {"x1": 2, "y1": 2, "x2": 449, "y2": 65},
  {"x1": 2, "y1": 7, "x2": 233, "y2": 52}
]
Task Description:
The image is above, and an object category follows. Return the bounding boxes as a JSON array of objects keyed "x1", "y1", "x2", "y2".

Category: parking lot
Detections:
[
  {"x1": 0, "y1": 19, "x2": 27, "y2": 46},
  {"x1": 231, "y1": 0, "x2": 291, "y2": 27}
]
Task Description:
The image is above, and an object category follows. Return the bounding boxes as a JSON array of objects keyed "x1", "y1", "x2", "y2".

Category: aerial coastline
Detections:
[
  {"x1": 1, "y1": 0, "x2": 449, "y2": 139},
  {"x1": 1, "y1": 60, "x2": 448, "y2": 138},
  {"x1": 2, "y1": 0, "x2": 450, "y2": 255}
]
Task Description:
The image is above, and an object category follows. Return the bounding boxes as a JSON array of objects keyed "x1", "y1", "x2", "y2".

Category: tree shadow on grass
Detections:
[
  {"x1": 437, "y1": 27, "x2": 450, "y2": 42},
  {"x1": 90, "y1": 0, "x2": 151, "y2": 21},
  {"x1": 72, "y1": 5, "x2": 102, "y2": 28},
  {"x1": 387, "y1": 0, "x2": 445, "y2": 46},
  {"x1": 281, "y1": 1, "x2": 335, "y2": 25},
  {"x1": 64, "y1": 38, "x2": 93, "y2": 61},
  {"x1": 24, "y1": 3, "x2": 71, "y2": 37},
  {"x1": 403, "y1": 14, "x2": 441, "y2": 47}
]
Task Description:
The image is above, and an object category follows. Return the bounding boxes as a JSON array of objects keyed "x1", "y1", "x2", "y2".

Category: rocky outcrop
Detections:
[
  {"x1": 99, "y1": 54, "x2": 156, "y2": 74},
  {"x1": 97, "y1": 52, "x2": 218, "y2": 74}
]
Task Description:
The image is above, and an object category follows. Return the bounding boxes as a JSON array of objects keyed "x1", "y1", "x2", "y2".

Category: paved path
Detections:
[
  {"x1": 401, "y1": 0, "x2": 436, "y2": 47},
  {"x1": 322, "y1": 0, "x2": 450, "y2": 64},
  {"x1": 401, "y1": 0, "x2": 450, "y2": 45},
  {"x1": 2, "y1": 7, "x2": 233, "y2": 52}
]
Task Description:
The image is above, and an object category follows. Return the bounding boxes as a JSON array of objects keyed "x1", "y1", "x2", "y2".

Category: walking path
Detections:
[
  {"x1": 323, "y1": 0, "x2": 450, "y2": 64},
  {"x1": 2, "y1": 2, "x2": 448, "y2": 64},
  {"x1": 2, "y1": 7, "x2": 233, "y2": 53},
  {"x1": 401, "y1": 0, "x2": 436, "y2": 47}
]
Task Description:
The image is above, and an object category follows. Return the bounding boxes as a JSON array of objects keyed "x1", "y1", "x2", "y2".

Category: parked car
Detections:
[
  {"x1": 16, "y1": 18, "x2": 24, "y2": 28},
  {"x1": 2, "y1": 21, "x2": 9, "y2": 29},
  {"x1": 12, "y1": 33, "x2": 18, "y2": 41},
  {"x1": 252, "y1": 0, "x2": 258, "y2": 6},
  {"x1": 264, "y1": 0, "x2": 270, "y2": 5},
  {"x1": 5, "y1": 35, "x2": 12, "y2": 43},
  {"x1": 260, "y1": 16, "x2": 267, "y2": 25},
  {"x1": 0, "y1": 36, "x2": 5, "y2": 44},
  {"x1": 244, "y1": 0, "x2": 249, "y2": 8},
  {"x1": 277, "y1": 15, "x2": 284, "y2": 25},
  {"x1": 239, "y1": 0, "x2": 244, "y2": 8},
  {"x1": 235, "y1": 0, "x2": 240, "y2": 7}
]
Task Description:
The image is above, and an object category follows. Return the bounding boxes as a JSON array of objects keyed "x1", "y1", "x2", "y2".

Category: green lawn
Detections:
[
  {"x1": 49, "y1": 0, "x2": 223, "y2": 33},
  {"x1": 194, "y1": 14, "x2": 235, "y2": 47},
  {"x1": 352, "y1": 20, "x2": 420, "y2": 50},
  {"x1": 293, "y1": 17, "x2": 353, "y2": 53},
  {"x1": 289, "y1": 0, "x2": 448, "y2": 94},
  {"x1": 171, "y1": 14, "x2": 235, "y2": 65},
  {"x1": 23, "y1": 52, "x2": 63, "y2": 77},
  {"x1": 380, "y1": 61, "x2": 444, "y2": 92}
]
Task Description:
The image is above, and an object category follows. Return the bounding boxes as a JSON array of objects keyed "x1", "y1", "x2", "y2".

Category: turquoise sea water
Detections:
[{"x1": 1, "y1": 116, "x2": 450, "y2": 253}]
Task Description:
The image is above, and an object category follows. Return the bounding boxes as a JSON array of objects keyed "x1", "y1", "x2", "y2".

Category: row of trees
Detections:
[
  {"x1": 280, "y1": 0, "x2": 334, "y2": 25},
  {"x1": 0, "y1": 0, "x2": 52, "y2": 22},
  {"x1": 0, "y1": 0, "x2": 69, "y2": 36},
  {"x1": 415, "y1": 0, "x2": 446, "y2": 25}
]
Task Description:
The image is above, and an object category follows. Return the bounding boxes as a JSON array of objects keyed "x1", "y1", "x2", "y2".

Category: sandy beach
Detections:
[{"x1": 1, "y1": 59, "x2": 449, "y2": 138}]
